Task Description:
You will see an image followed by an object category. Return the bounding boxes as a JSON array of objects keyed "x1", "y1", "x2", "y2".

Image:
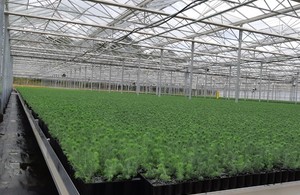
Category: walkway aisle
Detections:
[{"x1": 0, "y1": 92, "x2": 58, "y2": 195}]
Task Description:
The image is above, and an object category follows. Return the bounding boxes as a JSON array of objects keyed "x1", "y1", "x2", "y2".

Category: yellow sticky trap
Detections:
[{"x1": 216, "y1": 91, "x2": 220, "y2": 99}]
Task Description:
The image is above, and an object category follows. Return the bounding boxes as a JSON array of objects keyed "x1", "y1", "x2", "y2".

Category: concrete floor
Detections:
[
  {"x1": 199, "y1": 180, "x2": 300, "y2": 195},
  {"x1": 0, "y1": 92, "x2": 58, "y2": 195}
]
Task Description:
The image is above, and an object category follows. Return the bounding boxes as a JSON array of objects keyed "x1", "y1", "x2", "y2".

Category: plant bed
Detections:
[
  {"x1": 35, "y1": 114, "x2": 144, "y2": 195},
  {"x1": 17, "y1": 87, "x2": 300, "y2": 194},
  {"x1": 19, "y1": 95, "x2": 144, "y2": 195}
]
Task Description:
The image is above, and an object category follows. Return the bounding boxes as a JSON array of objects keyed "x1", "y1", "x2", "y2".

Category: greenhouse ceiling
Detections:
[{"x1": 4, "y1": 0, "x2": 300, "y2": 83}]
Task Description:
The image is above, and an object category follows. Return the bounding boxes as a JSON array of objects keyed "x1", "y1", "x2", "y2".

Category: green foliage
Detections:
[{"x1": 17, "y1": 87, "x2": 300, "y2": 182}]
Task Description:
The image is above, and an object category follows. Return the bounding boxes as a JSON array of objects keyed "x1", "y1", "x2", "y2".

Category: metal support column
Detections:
[
  {"x1": 0, "y1": 10, "x2": 13, "y2": 114},
  {"x1": 164, "y1": 76, "x2": 167, "y2": 95},
  {"x1": 84, "y1": 66, "x2": 87, "y2": 89},
  {"x1": 290, "y1": 83, "x2": 294, "y2": 101},
  {"x1": 79, "y1": 67, "x2": 82, "y2": 89},
  {"x1": 69, "y1": 70, "x2": 72, "y2": 88},
  {"x1": 109, "y1": 65, "x2": 112, "y2": 92},
  {"x1": 121, "y1": 62, "x2": 124, "y2": 93},
  {"x1": 244, "y1": 73, "x2": 248, "y2": 100},
  {"x1": 267, "y1": 73, "x2": 271, "y2": 102},
  {"x1": 210, "y1": 76, "x2": 213, "y2": 97},
  {"x1": 189, "y1": 41, "x2": 195, "y2": 100},
  {"x1": 128, "y1": 73, "x2": 131, "y2": 91},
  {"x1": 204, "y1": 69, "x2": 208, "y2": 98},
  {"x1": 136, "y1": 57, "x2": 141, "y2": 95},
  {"x1": 73, "y1": 69, "x2": 76, "y2": 88},
  {"x1": 156, "y1": 71, "x2": 159, "y2": 95},
  {"x1": 295, "y1": 72, "x2": 299, "y2": 104},
  {"x1": 174, "y1": 75, "x2": 177, "y2": 95},
  {"x1": 99, "y1": 65, "x2": 102, "y2": 90},
  {"x1": 196, "y1": 75, "x2": 199, "y2": 97},
  {"x1": 184, "y1": 72, "x2": 188, "y2": 96},
  {"x1": 91, "y1": 65, "x2": 94, "y2": 90},
  {"x1": 158, "y1": 49, "x2": 163, "y2": 97},
  {"x1": 235, "y1": 29, "x2": 243, "y2": 103},
  {"x1": 170, "y1": 71, "x2": 173, "y2": 95},
  {"x1": 272, "y1": 83, "x2": 275, "y2": 100},
  {"x1": 259, "y1": 62, "x2": 263, "y2": 102},
  {"x1": 0, "y1": 1, "x2": 4, "y2": 114},
  {"x1": 145, "y1": 71, "x2": 148, "y2": 94},
  {"x1": 228, "y1": 66, "x2": 232, "y2": 99}
]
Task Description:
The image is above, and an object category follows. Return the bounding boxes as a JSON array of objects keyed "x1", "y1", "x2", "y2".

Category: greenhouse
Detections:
[{"x1": 1, "y1": 0, "x2": 300, "y2": 195}]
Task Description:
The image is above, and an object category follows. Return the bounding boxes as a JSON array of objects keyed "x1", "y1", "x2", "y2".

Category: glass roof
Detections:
[{"x1": 5, "y1": 0, "x2": 300, "y2": 84}]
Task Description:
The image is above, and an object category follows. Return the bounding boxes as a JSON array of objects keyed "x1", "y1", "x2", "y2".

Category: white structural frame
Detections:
[{"x1": 4, "y1": 0, "x2": 300, "y2": 101}]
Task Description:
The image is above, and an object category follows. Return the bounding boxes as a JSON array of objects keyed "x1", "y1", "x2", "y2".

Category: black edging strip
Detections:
[{"x1": 17, "y1": 92, "x2": 80, "y2": 195}]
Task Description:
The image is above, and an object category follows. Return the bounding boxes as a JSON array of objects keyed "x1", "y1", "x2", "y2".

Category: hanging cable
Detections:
[{"x1": 114, "y1": 0, "x2": 207, "y2": 43}]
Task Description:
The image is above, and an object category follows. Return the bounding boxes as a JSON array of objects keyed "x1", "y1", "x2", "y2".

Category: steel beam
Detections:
[
  {"x1": 5, "y1": 13, "x2": 295, "y2": 59},
  {"x1": 82, "y1": 1, "x2": 300, "y2": 42},
  {"x1": 7, "y1": 27, "x2": 267, "y2": 63},
  {"x1": 156, "y1": 4, "x2": 300, "y2": 48}
]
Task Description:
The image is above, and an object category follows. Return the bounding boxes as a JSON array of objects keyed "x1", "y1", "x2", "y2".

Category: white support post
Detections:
[
  {"x1": 164, "y1": 76, "x2": 167, "y2": 95},
  {"x1": 156, "y1": 71, "x2": 159, "y2": 95},
  {"x1": 274, "y1": 84, "x2": 277, "y2": 100},
  {"x1": 159, "y1": 49, "x2": 163, "y2": 97},
  {"x1": 174, "y1": 74, "x2": 177, "y2": 95},
  {"x1": 259, "y1": 62, "x2": 263, "y2": 102},
  {"x1": 295, "y1": 72, "x2": 299, "y2": 104},
  {"x1": 189, "y1": 41, "x2": 195, "y2": 100},
  {"x1": 69, "y1": 70, "x2": 72, "y2": 88},
  {"x1": 170, "y1": 71, "x2": 173, "y2": 95},
  {"x1": 99, "y1": 65, "x2": 102, "y2": 90},
  {"x1": 235, "y1": 29, "x2": 243, "y2": 103},
  {"x1": 272, "y1": 83, "x2": 275, "y2": 100},
  {"x1": 267, "y1": 73, "x2": 271, "y2": 102},
  {"x1": 244, "y1": 73, "x2": 248, "y2": 100},
  {"x1": 84, "y1": 65, "x2": 87, "y2": 89},
  {"x1": 128, "y1": 73, "x2": 131, "y2": 91},
  {"x1": 148, "y1": 74, "x2": 151, "y2": 94},
  {"x1": 196, "y1": 75, "x2": 199, "y2": 97},
  {"x1": 136, "y1": 57, "x2": 141, "y2": 95},
  {"x1": 109, "y1": 65, "x2": 112, "y2": 92},
  {"x1": 121, "y1": 61, "x2": 124, "y2": 93},
  {"x1": 0, "y1": 1, "x2": 4, "y2": 93},
  {"x1": 74, "y1": 69, "x2": 76, "y2": 88},
  {"x1": 204, "y1": 69, "x2": 208, "y2": 98},
  {"x1": 91, "y1": 65, "x2": 94, "y2": 90},
  {"x1": 228, "y1": 66, "x2": 232, "y2": 99},
  {"x1": 210, "y1": 76, "x2": 213, "y2": 97},
  {"x1": 184, "y1": 72, "x2": 188, "y2": 96},
  {"x1": 290, "y1": 82, "x2": 293, "y2": 101},
  {"x1": 55, "y1": 75, "x2": 57, "y2": 88},
  {"x1": 213, "y1": 80, "x2": 216, "y2": 96},
  {"x1": 79, "y1": 67, "x2": 82, "y2": 89},
  {"x1": 146, "y1": 71, "x2": 149, "y2": 94}
]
